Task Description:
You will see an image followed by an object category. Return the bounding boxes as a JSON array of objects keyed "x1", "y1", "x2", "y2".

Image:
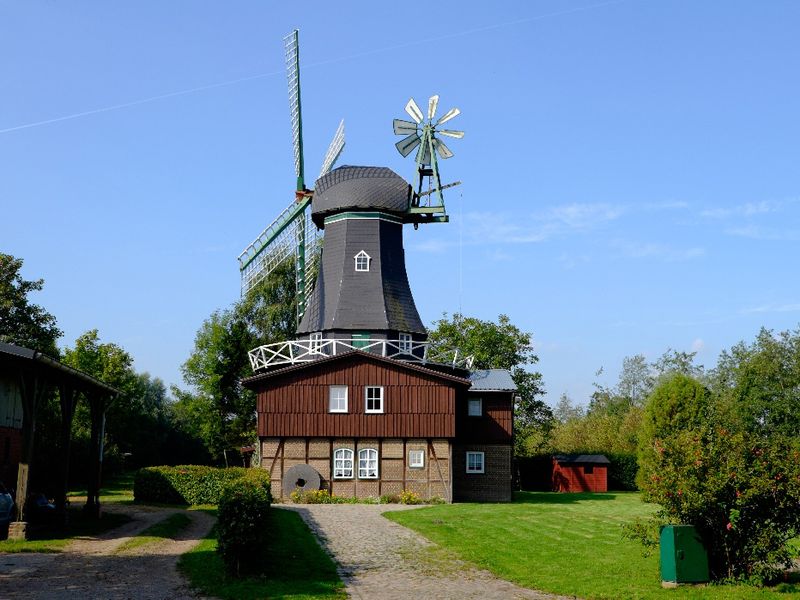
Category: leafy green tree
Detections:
[
  {"x1": 176, "y1": 261, "x2": 298, "y2": 463},
  {"x1": 0, "y1": 253, "x2": 61, "y2": 355},
  {"x1": 428, "y1": 313, "x2": 550, "y2": 456},
  {"x1": 637, "y1": 361, "x2": 800, "y2": 583}
]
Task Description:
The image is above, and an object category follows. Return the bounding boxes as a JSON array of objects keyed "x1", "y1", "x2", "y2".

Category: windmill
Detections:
[
  {"x1": 237, "y1": 29, "x2": 346, "y2": 323},
  {"x1": 393, "y1": 95, "x2": 464, "y2": 225}
]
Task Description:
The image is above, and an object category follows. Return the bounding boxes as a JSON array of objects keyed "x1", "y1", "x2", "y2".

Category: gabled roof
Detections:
[
  {"x1": 242, "y1": 349, "x2": 472, "y2": 388},
  {"x1": 553, "y1": 454, "x2": 611, "y2": 465},
  {"x1": 468, "y1": 369, "x2": 517, "y2": 392}
]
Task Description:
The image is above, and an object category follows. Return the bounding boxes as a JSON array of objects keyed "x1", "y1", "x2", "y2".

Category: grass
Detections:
[
  {"x1": 115, "y1": 512, "x2": 191, "y2": 553},
  {"x1": 0, "y1": 507, "x2": 131, "y2": 553},
  {"x1": 179, "y1": 507, "x2": 345, "y2": 600},
  {"x1": 385, "y1": 492, "x2": 800, "y2": 600},
  {"x1": 67, "y1": 471, "x2": 135, "y2": 504}
]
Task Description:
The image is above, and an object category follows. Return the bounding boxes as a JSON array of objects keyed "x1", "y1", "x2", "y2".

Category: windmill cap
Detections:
[{"x1": 312, "y1": 166, "x2": 412, "y2": 227}]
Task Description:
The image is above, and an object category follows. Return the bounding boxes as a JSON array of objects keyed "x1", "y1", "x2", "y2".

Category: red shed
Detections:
[{"x1": 552, "y1": 454, "x2": 610, "y2": 492}]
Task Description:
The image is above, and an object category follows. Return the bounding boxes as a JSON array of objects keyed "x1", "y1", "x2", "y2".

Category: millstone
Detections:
[{"x1": 282, "y1": 463, "x2": 321, "y2": 494}]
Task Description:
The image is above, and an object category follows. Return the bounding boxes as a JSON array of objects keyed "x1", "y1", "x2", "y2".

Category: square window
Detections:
[
  {"x1": 468, "y1": 398, "x2": 482, "y2": 417},
  {"x1": 329, "y1": 386, "x2": 348, "y2": 413},
  {"x1": 398, "y1": 332, "x2": 412, "y2": 353},
  {"x1": 466, "y1": 451, "x2": 485, "y2": 474},
  {"x1": 584, "y1": 465, "x2": 594, "y2": 474},
  {"x1": 408, "y1": 449, "x2": 425, "y2": 468},
  {"x1": 365, "y1": 386, "x2": 384, "y2": 413}
]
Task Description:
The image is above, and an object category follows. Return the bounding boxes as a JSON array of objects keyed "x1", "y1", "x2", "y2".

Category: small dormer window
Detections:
[{"x1": 354, "y1": 250, "x2": 371, "y2": 272}]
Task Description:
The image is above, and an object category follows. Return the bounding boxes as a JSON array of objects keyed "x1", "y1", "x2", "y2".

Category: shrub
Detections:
[
  {"x1": 605, "y1": 452, "x2": 638, "y2": 491},
  {"x1": 635, "y1": 372, "x2": 800, "y2": 583},
  {"x1": 216, "y1": 479, "x2": 271, "y2": 577},
  {"x1": 134, "y1": 465, "x2": 271, "y2": 505},
  {"x1": 398, "y1": 490, "x2": 423, "y2": 505}
]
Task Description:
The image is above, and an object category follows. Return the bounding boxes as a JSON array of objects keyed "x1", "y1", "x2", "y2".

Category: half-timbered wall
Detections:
[{"x1": 262, "y1": 436, "x2": 451, "y2": 501}]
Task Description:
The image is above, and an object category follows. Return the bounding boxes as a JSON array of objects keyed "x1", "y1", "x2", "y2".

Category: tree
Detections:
[
  {"x1": 427, "y1": 313, "x2": 550, "y2": 456},
  {"x1": 636, "y1": 361, "x2": 800, "y2": 583},
  {"x1": 0, "y1": 253, "x2": 61, "y2": 355},
  {"x1": 176, "y1": 261, "x2": 298, "y2": 463}
]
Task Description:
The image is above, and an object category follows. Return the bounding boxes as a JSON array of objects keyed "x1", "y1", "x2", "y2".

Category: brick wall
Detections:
[
  {"x1": 261, "y1": 436, "x2": 451, "y2": 501},
  {"x1": 452, "y1": 443, "x2": 512, "y2": 502},
  {"x1": 0, "y1": 426, "x2": 22, "y2": 487}
]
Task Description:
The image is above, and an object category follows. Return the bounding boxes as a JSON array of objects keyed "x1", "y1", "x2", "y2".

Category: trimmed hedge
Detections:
[
  {"x1": 134, "y1": 465, "x2": 271, "y2": 505},
  {"x1": 217, "y1": 478, "x2": 272, "y2": 577}
]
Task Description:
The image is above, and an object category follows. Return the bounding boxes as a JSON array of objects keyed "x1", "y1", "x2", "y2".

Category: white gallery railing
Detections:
[{"x1": 248, "y1": 337, "x2": 474, "y2": 372}]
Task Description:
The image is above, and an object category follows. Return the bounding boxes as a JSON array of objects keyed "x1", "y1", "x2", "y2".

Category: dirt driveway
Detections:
[
  {"x1": 286, "y1": 504, "x2": 567, "y2": 600},
  {"x1": 0, "y1": 504, "x2": 213, "y2": 599}
]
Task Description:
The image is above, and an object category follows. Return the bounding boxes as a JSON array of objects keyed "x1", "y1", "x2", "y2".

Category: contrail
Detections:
[{"x1": 0, "y1": 0, "x2": 628, "y2": 135}]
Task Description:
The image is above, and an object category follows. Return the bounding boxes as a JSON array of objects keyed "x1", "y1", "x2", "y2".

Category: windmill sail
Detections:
[{"x1": 284, "y1": 29, "x2": 305, "y2": 191}]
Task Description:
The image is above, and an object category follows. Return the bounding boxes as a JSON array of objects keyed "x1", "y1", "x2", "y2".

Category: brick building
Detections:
[{"x1": 242, "y1": 166, "x2": 517, "y2": 502}]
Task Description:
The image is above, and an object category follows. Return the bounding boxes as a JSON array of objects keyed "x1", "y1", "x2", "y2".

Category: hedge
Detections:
[
  {"x1": 134, "y1": 465, "x2": 271, "y2": 505},
  {"x1": 217, "y1": 478, "x2": 272, "y2": 577}
]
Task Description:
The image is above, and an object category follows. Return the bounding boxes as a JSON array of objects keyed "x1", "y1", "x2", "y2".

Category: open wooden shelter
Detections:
[{"x1": 0, "y1": 342, "x2": 119, "y2": 538}]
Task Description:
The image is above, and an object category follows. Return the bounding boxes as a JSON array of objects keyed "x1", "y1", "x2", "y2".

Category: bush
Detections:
[
  {"x1": 134, "y1": 465, "x2": 271, "y2": 505},
  {"x1": 605, "y1": 452, "x2": 638, "y2": 491},
  {"x1": 216, "y1": 479, "x2": 271, "y2": 577},
  {"x1": 636, "y1": 372, "x2": 800, "y2": 583}
]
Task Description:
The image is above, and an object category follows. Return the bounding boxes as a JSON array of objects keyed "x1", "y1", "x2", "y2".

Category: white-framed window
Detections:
[
  {"x1": 310, "y1": 332, "x2": 323, "y2": 354},
  {"x1": 398, "y1": 332, "x2": 412, "y2": 353},
  {"x1": 329, "y1": 386, "x2": 348, "y2": 413},
  {"x1": 365, "y1": 386, "x2": 384, "y2": 413},
  {"x1": 408, "y1": 449, "x2": 425, "y2": 468},
  {"x1": 333, "y1": 448, "x2": 354, "y2": 479},
  {"x1": 358, "y1": 448, "x2": 378, "y2": 478},
  {"x1": 354, "y1": 250, "x2": 371, "y2": 272},
  {"x1": 466, "y1": 451, "x2": 485, "y2": 474},
  {"x1": 468, "y1": 398, "x2": 483, "y2": 417}
]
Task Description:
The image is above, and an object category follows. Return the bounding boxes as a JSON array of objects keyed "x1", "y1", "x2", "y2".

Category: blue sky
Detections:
[{"x1": 2, "y1": 1, "x2": 799, "y2": 406}]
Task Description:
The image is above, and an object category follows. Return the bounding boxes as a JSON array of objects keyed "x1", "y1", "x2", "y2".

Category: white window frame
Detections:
[
  {"x1": 466, "y1": 451, "x2": 485, "y2": 474},
  {"x1": 365, "y1": 386, "x2": 384, "y2": 414},
  {"x1": 408, "y1": 449, "x2": 425, "y2": 468},
  {"x1": 333, "y1": 448, "x2": 354, "y2": 479},
  {"x1": 329, "y1": 386, "x2": 348, "y2": 413},
  {"x1": 354, "y1": 250, "x2": 371, "y2": 272},
  {"x1": 468, "y1": 398, "x2": 483, "y2": 417},
  {"x1": 358, "y1": 448, "x2": 378, "y2": 479},
  {"x1": 398, "y1": 332, "x2": 412, "y2": 353},
  {"x1": 310, "y1": 332, "x2": 323, "y2": 354}
]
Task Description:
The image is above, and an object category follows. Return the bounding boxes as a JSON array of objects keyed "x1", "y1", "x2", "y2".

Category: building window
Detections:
[
  {"x1": 468, "y1": 398, "x2": 482, "y2": 417},
  {"x1": 333, "y1": 448, "x2": 354, "y2": 479},
  {"x1": 408, "y1": 449, "x2": 425, "y2": 468},
  {"x1": 310, "y1": 332, "x2": 323, "y2": 353},
  {"x1": 358, "y1": 448, "x2": 378, "y2": 478},
  {"x1": 365, "y1": 386, "x2": 384, "y2": 413},
  {"x1": 398, "y1": 332, "x2": 412, "y2": 353},
  {"x1": 584, "y1": 465, "x2": 594, "y2": 474},
  {"x1": 354, "y1": 250, "x2": 371, "y2": 272},
  {"x1": 329, "y1": 386, "x2": 348, "y2": 413},
  {"x1": 466, "y1": 451, "x2": 485, "y2": 474}
]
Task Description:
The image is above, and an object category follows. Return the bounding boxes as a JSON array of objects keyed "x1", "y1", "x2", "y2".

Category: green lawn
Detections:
[
  {"x1": 178, "y1": 507, "x2": 345, "y2": 600},
  {"x1": 115, "y1": 512, "x2": 191, "y2": 553},
  {"x1": 385, "y1": 492, "x2": 800, "y2": 600},
  {"x1": 67, "y1": 471, "x2": 135, "y2": 504},
  {"x1": 0, "y1": 508, "x2": 131, "y2": 553}
]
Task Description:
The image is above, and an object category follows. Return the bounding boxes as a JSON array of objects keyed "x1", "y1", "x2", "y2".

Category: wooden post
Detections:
[
  {"x1": 84, "y1": 391, "x2": 107, "y2": 518},
  {"x1": 56, "y1": 384, "x2": 78, "y2": 519}
]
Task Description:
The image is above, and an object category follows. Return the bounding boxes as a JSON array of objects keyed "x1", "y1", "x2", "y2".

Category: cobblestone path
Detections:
[{"x1": 285, "y1": 504, "x2": 571, "y2": 600}]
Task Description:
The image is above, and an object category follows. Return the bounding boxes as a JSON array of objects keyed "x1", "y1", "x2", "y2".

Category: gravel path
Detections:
[
  {"x1": 285, "y1": 504, "x2": 571, "y2": 600},
  {"x1": 0, "y1": 504, "x2": 214, "y2": 599}
]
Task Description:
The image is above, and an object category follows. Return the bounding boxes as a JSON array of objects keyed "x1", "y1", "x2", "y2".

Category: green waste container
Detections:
[{"x1": 660, "y1": 525, "x2": 709, "y2": 585}]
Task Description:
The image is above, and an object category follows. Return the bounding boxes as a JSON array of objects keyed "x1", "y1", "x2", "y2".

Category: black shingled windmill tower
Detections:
[{"x1": 243, "y1": 31, "x2": 467, "y2": 372}]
